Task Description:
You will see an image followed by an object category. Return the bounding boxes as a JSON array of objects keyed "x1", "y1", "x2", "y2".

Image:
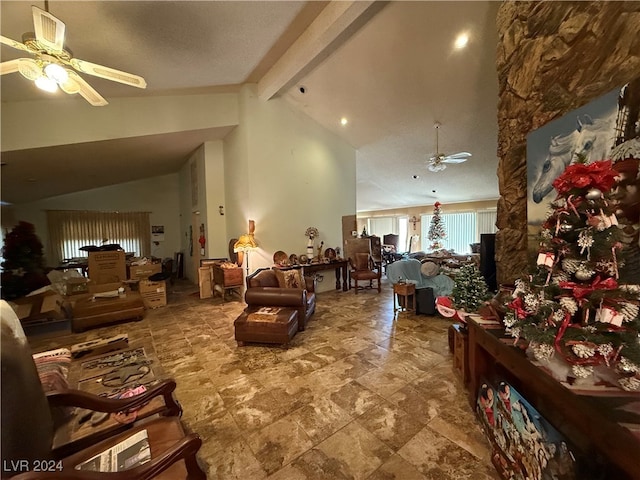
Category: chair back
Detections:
[
  {"x1": 246, "y1": 267, "x2": 279, "y2": 289},
  {"x1": 383, "y1": 234, "x2": 399, "y2": 251},
  {"x1": 1, "y1": 301, "x2": 54, "y2": 473},
  {"x1": 351, "y1": 252, "x2": 372, "y2": 271}
]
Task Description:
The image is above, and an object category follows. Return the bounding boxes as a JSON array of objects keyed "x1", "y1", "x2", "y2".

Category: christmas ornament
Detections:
[
  {"x1": 617, "y1": 357, "x2": 639, "y2": 375},
  {"x1": 559, "y1": 223, "x2": 573, "y2": 233},
  {"x1": 536, "y1": 252, "x2": 555, "y2": 268},
  {"x1": 619, "y1": 377, "x2": 640, "y2": 391},
  {"x1": 620, "y1": 302, "x2": 639, "y2": 322},
  {"x1": 585, "y1": 188, "x2": 603, "y2": 200},
  {"x1": 559, "y1": 297, "x2": 578, "y2": 315},
  {"x1": 562, "y1": 259, "x2": 580, "y2": 274},
  {"x1": 571, "y1": 342, "x2": 595, "y2": 359},
  {"x1": 595, "y1": 306, "x2": 624, "y2": 327},
  {"x1": 572, "y1": 365, "x2": 594, "y2": 378},
  {"x1": 530, "y1": 342, "x2": 554, "y2": 361},
  {"x1": 575, "y1": 264, "x2": 595, "y2": 281},
  {"x1": 578, "y1": 230, "x2": 594, "y2": 257}
]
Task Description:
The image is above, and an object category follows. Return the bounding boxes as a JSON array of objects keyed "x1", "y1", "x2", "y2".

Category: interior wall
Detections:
[
  {"x1": 358, "y1": 199, "x2": 498, "y2": 218},
  {"x1": 1, "y1": 93, "x2": 239, "y2": 151},
  {"x1": 203, "y1": 141, "x2": 229, "y2": 260},
  {"x1": 225, "y1": 84, "x2": 356, "y2": 290},
  {"x1": 8, "y1": 173, "x2": 182, "y2": 266},
  {"x1": 496, "y1": 1, "x2": 640, "y2": 285}
]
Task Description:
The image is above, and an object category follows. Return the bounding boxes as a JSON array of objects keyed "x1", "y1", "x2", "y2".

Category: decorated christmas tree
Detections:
[
  {"x1": 1, "y1": 221, "x2": 49, "y2": 300},
  {"x1": 452, "y1": 263, "x2": 491, "y2": 312},
  {"x1": 428, "y1": 201, "x2": 446, "y2": 250},
  {"x1": 503, "y1": 156, "x2": 640, "y2": 390}
]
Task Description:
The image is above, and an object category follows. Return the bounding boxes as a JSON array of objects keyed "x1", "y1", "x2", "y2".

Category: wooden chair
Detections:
[
  {"x1": 348, "y1": 252, "x2": 382, "y2": 294},
  {"x1": 1, "y1": 301, "x2": 206, "y2": 480}
]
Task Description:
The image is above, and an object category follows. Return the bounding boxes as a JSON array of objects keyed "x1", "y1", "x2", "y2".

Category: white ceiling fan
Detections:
[
  {"x1": 0, "y1": 4, "x2": 146, "y2": 106},
  {"x1": 427, "y1": 122, "x2": 472, "y2": 172}
]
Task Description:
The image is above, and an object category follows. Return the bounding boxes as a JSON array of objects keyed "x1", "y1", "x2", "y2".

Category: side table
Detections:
[{"x1": 393, "y1": 282, "x2": 415, "y2": 313}]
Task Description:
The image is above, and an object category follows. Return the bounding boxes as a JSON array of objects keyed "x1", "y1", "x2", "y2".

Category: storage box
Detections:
[
  {"x1": 198, "y1": 266, "x2": 213, "y2": 299},
  {"x1": 139, "y1": 280, "x2": 167, "y2": 309},
  {"x1": 88, "y1": 251, "x2": 126, "y2": 285},
  {"x1": 63, "y1": 277, "x2": 90, "y2": 296},
  {"x1": 128, "y1": 262, "x2": 162, "y2": 280},
  {"x1": 10, "y1": 289, "x2": 65, "y2": 323},
  {"x1": 213, "y1": 264, "x2": 243, "y2": 287}
]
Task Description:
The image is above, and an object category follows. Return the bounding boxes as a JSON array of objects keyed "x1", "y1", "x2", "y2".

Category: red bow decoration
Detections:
[
  {"x1": 552, "y1": 160, "x2": 618, "y2": 196},
  {"x1": 559, "y1": 276, "x2": 618, "y2": 300},
  {"x1": 508, "y1": 297, "x2": 528, "y2": 319}
]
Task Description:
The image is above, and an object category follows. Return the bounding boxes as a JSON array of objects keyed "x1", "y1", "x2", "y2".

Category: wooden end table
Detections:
[{"x1": 393, "y1": 282, "x2": 415, "y2": 313}]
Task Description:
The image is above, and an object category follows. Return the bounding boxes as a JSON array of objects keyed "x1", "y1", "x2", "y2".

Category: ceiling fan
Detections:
[
  {"x1": 0, "y1": 4, "x2": 146, "y2": 106},
  {"x1": 427, "y1": 122, "x2": 472, "y2": 172}
]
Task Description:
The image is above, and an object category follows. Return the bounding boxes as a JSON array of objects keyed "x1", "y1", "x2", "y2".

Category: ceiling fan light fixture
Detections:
[
  {"x1": 35, "y1": 74, "x2": 58, "y2": 92},
  {"x1": 428, "y1": 162, "x2": 446, "y2": 173},
  {"x1": 44, "y1": 62, "x2": 68, "y2": 83}
]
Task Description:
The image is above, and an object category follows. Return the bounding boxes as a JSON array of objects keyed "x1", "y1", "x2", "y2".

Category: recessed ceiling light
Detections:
[
  {"x1": 454, "y1": 33, "x2": 469, "y2": 50},
  {"x1": 340, "y1": 117, "x2": 348, "y2": 126},
  {"x1": 412, "y1": 175, "x2": 420, "y2": 179}
]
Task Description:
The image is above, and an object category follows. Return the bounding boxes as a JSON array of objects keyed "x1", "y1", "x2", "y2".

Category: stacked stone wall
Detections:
[{"x1": 496, "y1": 1, "x2": 640, "y2": 284}]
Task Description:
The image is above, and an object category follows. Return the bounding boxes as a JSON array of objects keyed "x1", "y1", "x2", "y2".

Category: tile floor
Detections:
[{"x1": 28, "y1": 279, "x2": 500, "y2": 480}]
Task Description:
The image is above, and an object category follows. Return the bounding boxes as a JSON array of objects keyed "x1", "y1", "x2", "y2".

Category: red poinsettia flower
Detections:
[{"x1": 552, "y1": 160, "x2": 618, "y2": 196}]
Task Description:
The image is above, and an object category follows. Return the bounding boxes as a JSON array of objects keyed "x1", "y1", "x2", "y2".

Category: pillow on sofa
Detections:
[{"x1": 274, "y1": 269, "x2": 305, "y2": 289}]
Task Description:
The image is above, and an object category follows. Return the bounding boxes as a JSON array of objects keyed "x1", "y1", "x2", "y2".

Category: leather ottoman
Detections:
[
  {"x1": 234, "y1": 307, "x2": 298, "y2": 347},
  {"x1": 69, "y1": 292, "x2": 145, "y2": 333}
]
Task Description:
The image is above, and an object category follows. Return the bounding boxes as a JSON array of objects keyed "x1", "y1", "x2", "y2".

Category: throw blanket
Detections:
[{"x1": 386, "y1": 259, "x2": 454, "y2": 297}]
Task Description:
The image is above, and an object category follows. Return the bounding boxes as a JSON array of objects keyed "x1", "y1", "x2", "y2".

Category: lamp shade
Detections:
[{"x1": 233, "y1": 234, "x2": 257, "y2": 252}]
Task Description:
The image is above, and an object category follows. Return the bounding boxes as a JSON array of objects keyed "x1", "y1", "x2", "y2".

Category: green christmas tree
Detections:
[
  {"x1": 452, "y1": 263, "x2": 491, "y2": 312},
  {"x1": 428, "y1": 201, "x2": 446, "y2": 250},
  {"x1": 503, "y1": 156, "x2": 640, "y2": 390},
  {"x1": 1, "y1": 221, "x2": 49, "y2": 300}
]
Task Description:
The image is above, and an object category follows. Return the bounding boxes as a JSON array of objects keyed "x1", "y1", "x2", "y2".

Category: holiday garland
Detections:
[{"x1": 503, "y1": 156, "x2": 640, "y2": 390}]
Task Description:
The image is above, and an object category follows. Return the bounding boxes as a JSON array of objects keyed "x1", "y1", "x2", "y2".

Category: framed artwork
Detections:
[
  {"x1": 477, "y1": 379, "x2": 577, "y2": 479},
  {"x1": 526, "y1": 78, "x2": 640, "y2": 262}
]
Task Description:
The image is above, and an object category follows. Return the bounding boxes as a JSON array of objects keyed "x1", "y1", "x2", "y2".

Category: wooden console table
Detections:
[
  {"x1": 467, "y1": 318, "x2": 640, "y2": 479},
  {"x1": 301, "y1": 260, "x2": 349, "y2": 291}
]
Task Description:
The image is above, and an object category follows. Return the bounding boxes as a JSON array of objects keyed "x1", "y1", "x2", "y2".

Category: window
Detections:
[
  {"x1": 47, "y1": 210, "x2": 151, "y2": 264},
  {"x1": 477, "y1": 209, "x2": 497, "y2": 236},
  {"x1": 422, "y1": 211, "x2": 476, "y2": 254}
]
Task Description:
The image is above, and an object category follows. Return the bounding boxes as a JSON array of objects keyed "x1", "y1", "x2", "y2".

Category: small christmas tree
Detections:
[
  {"x1": 1, "y1": 221, "x2": 49, "y2": 300},
  {"x1": 503, "y1": 156, "x2": 640, "y2": 390},
  {"x1": 428, "y1": 201, "x2": 446, "y2": 250},
  {"x1": 452, "y1": 263, "x2": 491, "y2": 312}
]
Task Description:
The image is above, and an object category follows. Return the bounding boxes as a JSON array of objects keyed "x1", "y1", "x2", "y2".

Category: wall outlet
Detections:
[{"x1": 351, "y1": 231, "x2": 358, "y2": 237}]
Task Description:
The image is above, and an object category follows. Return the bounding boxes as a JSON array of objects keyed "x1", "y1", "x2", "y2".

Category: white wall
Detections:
[
  {"x1": 1, "y1": 93, "x2": 239, "y2": 151},
  {"x1": 224, "y1": 84, "x2": 356, "y2": 291},
  {"x1": 9, "y1": 173, "x2": 182, "y2": 266}
]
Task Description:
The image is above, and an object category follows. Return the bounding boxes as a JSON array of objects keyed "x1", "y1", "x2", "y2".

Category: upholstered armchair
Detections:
[
  {"x1": 245, "y1": 268, "x2": 316, "y2": 330},
  {"x1": 1, "y1": 301, "x2": 206, "y2": 480},
  {"x1": 348, "y1": 252, "x2": 382, "y2": 294}
]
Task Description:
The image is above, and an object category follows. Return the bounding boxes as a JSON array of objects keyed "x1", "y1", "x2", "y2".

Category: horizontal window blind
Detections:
[{"x1": 47, "y1": 210, "x2": 150, "y2": 265}]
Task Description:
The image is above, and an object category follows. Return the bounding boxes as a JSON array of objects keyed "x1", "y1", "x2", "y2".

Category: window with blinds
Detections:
[
  {"x1": 422, "y1": 212, "x2": 477, "y2": 254},
  {"x1": 47, "y1": 210, "x2": 150, "y2": 264}
]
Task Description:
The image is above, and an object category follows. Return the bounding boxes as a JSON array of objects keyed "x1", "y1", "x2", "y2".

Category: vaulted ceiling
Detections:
[{"x1": 1, "y1": 1, "x2": 500, "y2": 211}]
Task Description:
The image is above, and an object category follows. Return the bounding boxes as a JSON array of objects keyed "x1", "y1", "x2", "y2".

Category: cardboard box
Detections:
[
  {"x1": 129, "y1": 262, "x2": 162, "y2": 280},
  {"x1": 88, "y1": 251, "x2": 126, "y2": 285},
  {"x1": 10, "y1": 289, "x2": 65, "y2": 323},
  {"x1": 139, "y1": 280, "x2": 167, "y2": 309},
  {"x1": 199, "y1": 266, "x2": 213, "y2": 299},
  {"x1": 63, "y1": 277, "x2": 90, "y2": 296}
]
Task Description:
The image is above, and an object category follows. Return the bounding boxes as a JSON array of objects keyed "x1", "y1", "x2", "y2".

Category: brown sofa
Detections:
[{"x1": 245, "y1": 268, "x2": 316, "y2": 330}]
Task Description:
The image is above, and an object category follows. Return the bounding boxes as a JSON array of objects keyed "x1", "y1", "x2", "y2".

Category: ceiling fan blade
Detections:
[
  {"x1": 444, "y1": 152, "x2": 472, "y2": 160},
  {"x1": 70, "y1": 58, "x2": 147, "y2": 89},
  {"x1": 32, "y1": 6, "x2": 66, "y2": 53},
  {"x1": 1, "y1": 35, "x2": 32, "y2": 53},
  {"x1": 0, "y1": 59, "x2": 22, "y2": 76},
  {"x1": 67, "y1": 71, "x2": 108, "y2": 106}
]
